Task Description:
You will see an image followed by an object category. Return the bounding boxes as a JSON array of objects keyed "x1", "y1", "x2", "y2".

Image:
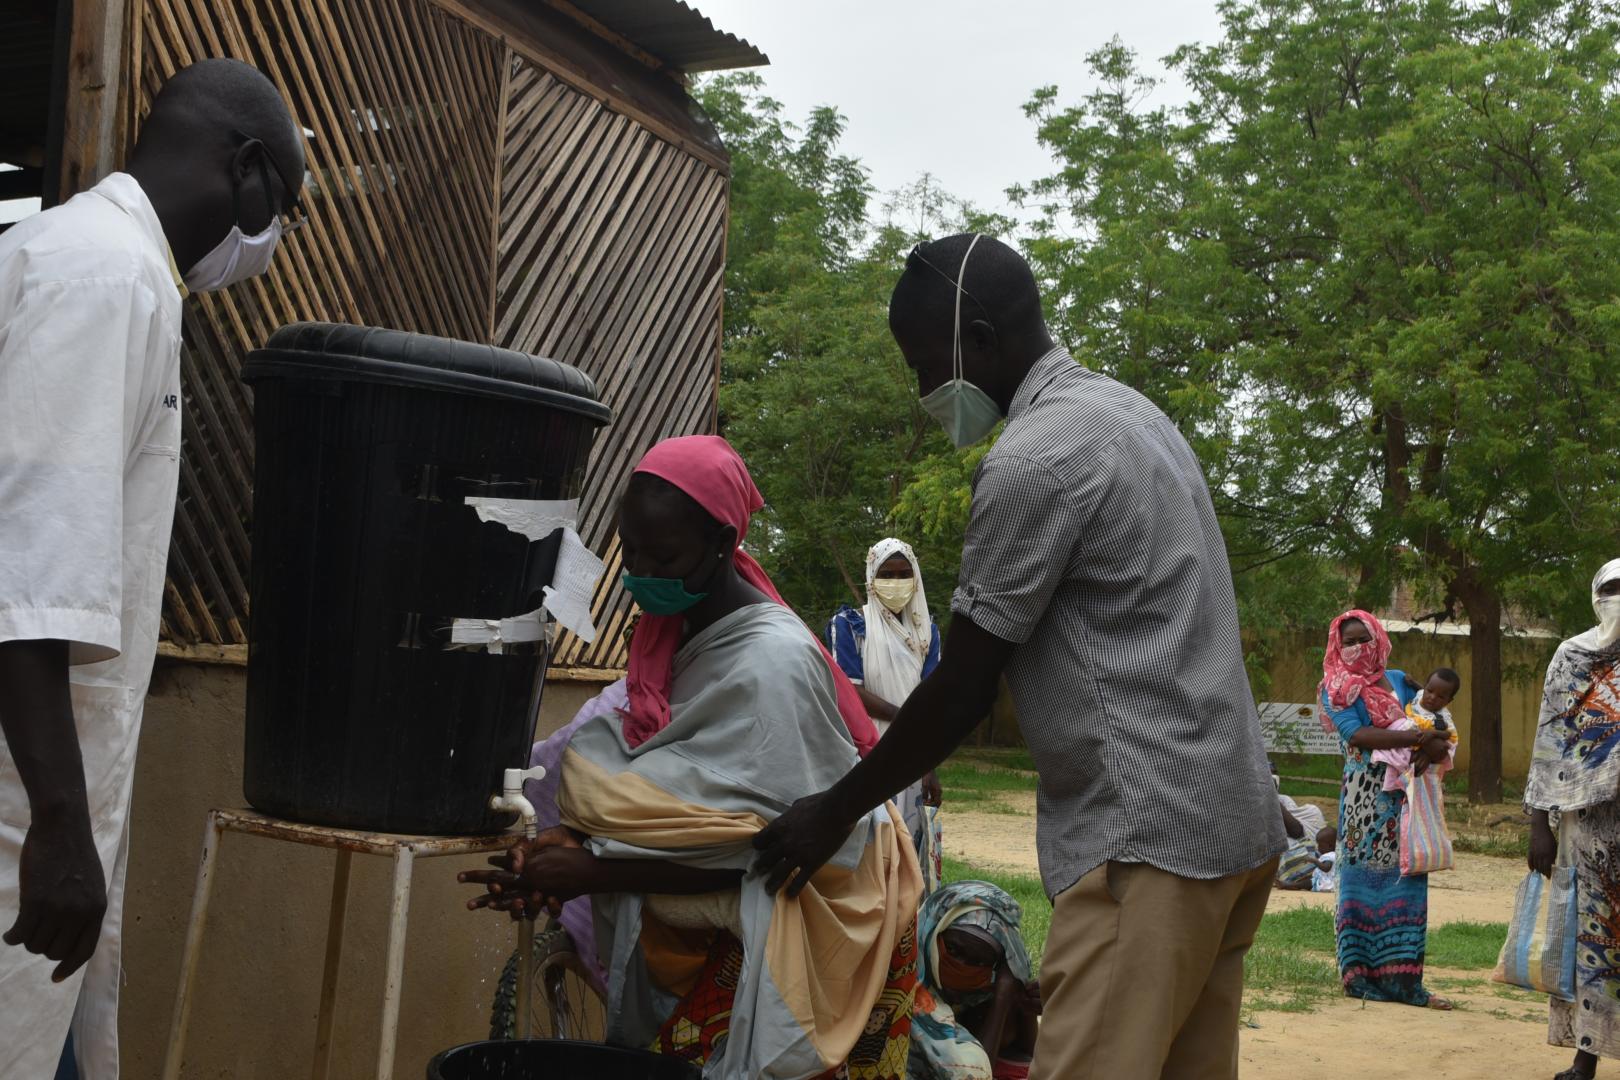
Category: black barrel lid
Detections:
[{"x1": 243, "y1": 322, "x2": 612, "y2": 425}]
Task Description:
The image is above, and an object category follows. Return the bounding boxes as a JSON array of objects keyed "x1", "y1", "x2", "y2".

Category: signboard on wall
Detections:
[{"x1": 1259, "y1": 702, "x2": 1340, "y2": 756}]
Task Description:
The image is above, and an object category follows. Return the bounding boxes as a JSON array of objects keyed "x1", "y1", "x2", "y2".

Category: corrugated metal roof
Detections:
[{"x1": 565, "y1": 0, "x2": 769, "y2": 73}]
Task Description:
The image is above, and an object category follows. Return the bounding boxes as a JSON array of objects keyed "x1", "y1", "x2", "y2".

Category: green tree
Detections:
[
  {"x1": 697, "y1": 75, "x2": 964, "y2": 625},
  {"x1": 1018, "y1": 0, "x2": 1620, "y2": 801}
]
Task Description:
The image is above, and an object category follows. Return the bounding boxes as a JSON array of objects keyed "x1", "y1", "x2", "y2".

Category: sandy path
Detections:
[
  {"x1": 1241, "y1": 992, "x2": 1569, "y2": 1078},
  {"x1": 945, "y1": 795, "x2": 1530, "y2": 925},
  {"x1": 946, "y1": 795, "x2": 1570, "y2": 1078}
]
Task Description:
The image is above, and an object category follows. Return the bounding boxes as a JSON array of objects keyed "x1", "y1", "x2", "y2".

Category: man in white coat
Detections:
[{"x1": 0, "y1": 59, "x2": 302, "y2": 1078}]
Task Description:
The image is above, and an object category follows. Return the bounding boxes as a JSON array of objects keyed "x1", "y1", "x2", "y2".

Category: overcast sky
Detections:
[
  {"x1": 2, "y1": 3, "x2": 1230, "y2": 228},
  {"x1": 695, "y1": 0, "x2": 1227, "y2": 220}
]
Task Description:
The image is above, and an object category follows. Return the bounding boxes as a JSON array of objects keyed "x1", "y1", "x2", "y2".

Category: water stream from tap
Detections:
[{"x1": 515, "y1": 816, "x2": 538, "y2": 1040}]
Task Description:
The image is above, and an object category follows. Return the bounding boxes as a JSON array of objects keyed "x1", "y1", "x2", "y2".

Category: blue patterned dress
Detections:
[
  {"x1": 1323, "y1": 669, "x2": 1433, "y2": 1005},
  {"x1": 1527, "y1": 642, "x2": 1620, "y2": 1057}
]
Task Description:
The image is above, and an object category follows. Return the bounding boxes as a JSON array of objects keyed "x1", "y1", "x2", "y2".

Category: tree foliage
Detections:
[
  {"x1": 1016, "y1": 0, "x2": 1620, "y2": 798},
  {"x1": 698, "y1": 75, "x2": 966, "y2": 624},
  {"x1": 698, "y1": 2, "x2": 1620, "y2": 799}
]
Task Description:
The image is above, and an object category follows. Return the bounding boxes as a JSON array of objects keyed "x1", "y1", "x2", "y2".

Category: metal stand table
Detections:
[{"x1": 160, "y1": 808, "x2": 516, "y2": 1080}]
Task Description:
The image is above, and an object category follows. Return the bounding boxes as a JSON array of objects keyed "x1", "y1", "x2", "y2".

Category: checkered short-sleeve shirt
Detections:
[{"x1": 953, "y1": 348, "x2": 1285, "y2": 896}]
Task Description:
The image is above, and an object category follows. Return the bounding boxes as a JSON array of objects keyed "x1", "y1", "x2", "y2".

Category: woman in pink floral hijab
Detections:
[{"x1": 1319, "y1": 610, "x2": 1453, "y2": 1009}]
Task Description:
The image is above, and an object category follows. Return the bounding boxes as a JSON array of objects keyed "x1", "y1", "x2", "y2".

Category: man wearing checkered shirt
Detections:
[{"x1": 755, "y1": 233, "x2": 1285, "y2": 1079}]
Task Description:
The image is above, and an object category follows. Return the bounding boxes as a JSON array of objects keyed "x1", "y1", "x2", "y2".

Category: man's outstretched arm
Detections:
[{"x1": 753, "y1": 614, "x2": 1013, "y2": 895}]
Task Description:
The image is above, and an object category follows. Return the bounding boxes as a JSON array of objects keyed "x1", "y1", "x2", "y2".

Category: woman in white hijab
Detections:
[
  {"x1": 1527, "y1": 558, "x2": 1620, "y2": 1080},
  {"x1": 828, "y1": 539, "x2": 944, "y2": 884}
]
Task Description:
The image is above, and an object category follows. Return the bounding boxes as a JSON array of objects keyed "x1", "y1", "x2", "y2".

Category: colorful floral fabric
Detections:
[{"x1": 653, "y1": 924, "x2": 919, "y2": 1079}]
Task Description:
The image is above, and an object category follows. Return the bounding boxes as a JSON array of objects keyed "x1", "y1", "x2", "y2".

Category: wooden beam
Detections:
[
  {"x1": 58, "y1": 0, "x2": 130, "y2": 201},
  {"x1": 536, "y1": 0, "x2": 677, "y2": 83},
  {"x1": 156, "y1": 642, "x2": 248, "y2": 666},
  {"x1": 546, "y1": 665, "x2": 624, "y2": 684},
  {"x1": 427, "y1": 0, "x2": 728, "y2": 176}
]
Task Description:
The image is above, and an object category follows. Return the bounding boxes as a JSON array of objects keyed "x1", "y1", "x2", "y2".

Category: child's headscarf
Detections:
[
  {"x1": 1319, "y1": 609, "x2": 1404, "y2": 732},
  {"x1": 619, "y1": 435, "x2": 879, "y2": 756},
  {"x1": 912, "y1": 880, "x2": 1033, "y2": 1077}
]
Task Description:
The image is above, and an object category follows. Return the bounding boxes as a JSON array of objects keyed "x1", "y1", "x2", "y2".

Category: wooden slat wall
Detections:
[
  {"x1": 493, "y1": 56, "x2": 728, "y2": 668},
  {"x1": 135, "y1": 0, "x2": 726, "y2": 671}
]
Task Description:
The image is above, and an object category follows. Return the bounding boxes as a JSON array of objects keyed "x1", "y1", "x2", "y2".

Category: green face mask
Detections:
[
  {"x1": 621, "y1": 571, "x2": 709, "y2": 616},
  {"x1": 915, "y1": 233, "x2": 1003, "y2": 449}
]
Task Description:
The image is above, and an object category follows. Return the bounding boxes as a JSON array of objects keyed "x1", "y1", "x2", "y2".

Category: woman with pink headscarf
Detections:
[
  {"x1": 462, "y1": 436, "x2": 919, "y2": 1080},
  {"x1": 1319, "y1": 610, "x2": 1454, "y2": 1010}
]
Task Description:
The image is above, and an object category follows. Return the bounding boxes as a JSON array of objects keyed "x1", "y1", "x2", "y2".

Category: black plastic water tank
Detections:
[
  {"x1": 427, "y1": 1040, "x2": 699, "y2": 1080},
  {"x1": 240, "y1": 323, "x2": 612, "y2": 835}
]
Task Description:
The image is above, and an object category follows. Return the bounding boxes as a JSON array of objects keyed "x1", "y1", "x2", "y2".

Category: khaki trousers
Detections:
[{"x1": 1029, "y1": 857, "x2": 1277, "y2": 1080}]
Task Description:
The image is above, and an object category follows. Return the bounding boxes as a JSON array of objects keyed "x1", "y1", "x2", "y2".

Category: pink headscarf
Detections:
[
  {"x1": 619, "y1": 435, "x2": 879, "y2": 757},
  {"x1": 1319, "y1": 609, "x2": 1405, "y2": 733}
]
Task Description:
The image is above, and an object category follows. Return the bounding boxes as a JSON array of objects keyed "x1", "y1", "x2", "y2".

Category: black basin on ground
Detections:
[{"x1": 427, "y1": 1040, "x2": 700, "y2": 1080}]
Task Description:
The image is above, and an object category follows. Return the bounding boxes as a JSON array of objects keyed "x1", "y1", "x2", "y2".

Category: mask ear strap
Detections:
[{"x1": 952, "y1": 233, "x2": 983, "y2": 384}]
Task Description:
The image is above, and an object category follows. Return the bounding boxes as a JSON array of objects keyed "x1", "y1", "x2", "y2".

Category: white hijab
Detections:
[
  {"x1": 1570, "y1": 558, "x2": 1620, "y2": 652},
  {"x1": 861, "y1": 538, "x2": 932, "y2": 710}
]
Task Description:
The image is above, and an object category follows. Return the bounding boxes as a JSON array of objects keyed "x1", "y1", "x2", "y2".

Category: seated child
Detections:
[
  {"x1": 1372, "y1": 667, "x2": 1462, "y2": 791},
  {"x1": 911, "y1": 881, "x2": 1040, "y2": 1080},
  {"x1": 1311, "y1": 826, "x2": 1338, "y2": 892}
]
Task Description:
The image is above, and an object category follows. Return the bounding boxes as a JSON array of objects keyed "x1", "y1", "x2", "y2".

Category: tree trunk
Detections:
[{"x1": 1459, "y1": 586, "x2": 1504, "y2": 805}]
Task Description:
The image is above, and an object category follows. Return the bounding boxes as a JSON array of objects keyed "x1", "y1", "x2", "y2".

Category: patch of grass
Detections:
[
  {"x1": 1278, "y1": 778, "x2": 1338, "y2": 800},
  {"x1": 937, "y1": 761, "x2": 1038, "y2": 794},
  {"x1": 1240, "y1": 906, "x2": 1508, "y2": 1018},
  {"x1": 940, "y1": 788, "x2": 1009, "y2": 810},
  {"x1": 1243, "y1": 907, "x2": 1340, "y2": 1014},
  {"x1": 1272, "y1": 755, "x2": 1346, "y2": 783},
  {"x1": 938, "y1": 756, "x2": 1039, "y2": 815},
  {"x1": 939, "y1": 856, "x2": 1051, "y2": 972},
  {"x1": 1453, "y1": 831, "x2": 1529, "y2": 859},
  {"x1": 1427, "y1": 921, "x2": 1507, "y2": 970},
  {"x1": 953, "y1": 747, "x2": 1038, "y2": 772},
  {"x1": 940, "y1": 852, "x2": 1510, "y2": 1023}
]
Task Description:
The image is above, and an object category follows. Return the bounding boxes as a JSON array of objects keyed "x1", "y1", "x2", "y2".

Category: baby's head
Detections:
[
  {"x1": 1421, "y1": 668, "x2": 1462, "y2": 713},
  {"x1": 1316, "y1": 826, "x2": 1338, "y2": 855}
]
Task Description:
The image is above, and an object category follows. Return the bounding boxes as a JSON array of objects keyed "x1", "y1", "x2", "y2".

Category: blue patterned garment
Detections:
[
  {"x1": 1527, "y1": 640, "x2": 1620, "y2": 815},
  {"x1": 908, "y1": 881, "x2": 1033, "y2": 1079},
  {"x1": 1324, "y1": 670, "x2": 1433, "y2": 1006},
  {"x1": 1527, "y1": 575, "x2": 1620, "y2": 1056}
]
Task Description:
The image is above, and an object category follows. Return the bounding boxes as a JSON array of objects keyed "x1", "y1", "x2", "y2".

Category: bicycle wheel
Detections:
[{"x1": 489, "y1": 923, "x2": 608, "y2": 1042}]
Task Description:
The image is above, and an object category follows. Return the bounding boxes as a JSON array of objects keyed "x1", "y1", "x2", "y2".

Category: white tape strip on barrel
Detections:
[
  {"x1": 449, "y1": 610, "x2": 551, "y2": 655},
  {"x1": 464, "y1": 497, "x2": 580, "y2": 541},
  {"x1": 460, "y1": 496, "x2": 605, "y2": 645}
]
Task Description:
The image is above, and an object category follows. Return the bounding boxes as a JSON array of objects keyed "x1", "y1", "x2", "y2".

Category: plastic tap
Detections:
[{"x1": 490, "y1": 765, "x2": 546, "y2": 837}]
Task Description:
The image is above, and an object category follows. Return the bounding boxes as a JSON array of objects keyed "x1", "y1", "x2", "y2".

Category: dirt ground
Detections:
[{"x1": 942, "y1": 794, "x2": 1576, "y2": 1079}]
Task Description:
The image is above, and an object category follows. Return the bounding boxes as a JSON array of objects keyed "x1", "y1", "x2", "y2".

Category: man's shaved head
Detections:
[
  {"x1": 888, "y1": 233, "x2": 1054, "y2": 414},
  {"x1": 135, "y1": 59, "x2": 302, "y2": 177},
  {"x1": 126, "y1": 58, "x2": 304, "y2": 281},
  {"x1": 889, "y1": 234, "x2": 1044, "y2": 354}
]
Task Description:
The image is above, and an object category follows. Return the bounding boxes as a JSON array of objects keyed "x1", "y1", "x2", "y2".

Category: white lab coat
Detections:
[{"x1": 0, "y1": 173, "x2": 184, "y2": 1080}]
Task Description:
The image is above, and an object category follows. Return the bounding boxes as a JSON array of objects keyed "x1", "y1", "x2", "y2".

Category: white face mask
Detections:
[
  {"x1": 1596, "y1": 595, "x2": 1620, "y2": 649},
  {"x1": 184, "y1": 217, "x2": 282, "y2": 293},
  {"x1": 918, "y1": 234, "x2": 1003, "y2": 449},
  {"x1": 872, "y1": 578, "x2": 916, "y2": 614}
]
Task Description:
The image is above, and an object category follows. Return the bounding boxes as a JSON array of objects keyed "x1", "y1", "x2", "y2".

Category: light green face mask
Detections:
[
  {"x1": 921, "y1": 378, "x2": 1003, "y2": 449},
  {"x1": 918, "y1": 233, "x2": 1003, "y2": 449}
]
